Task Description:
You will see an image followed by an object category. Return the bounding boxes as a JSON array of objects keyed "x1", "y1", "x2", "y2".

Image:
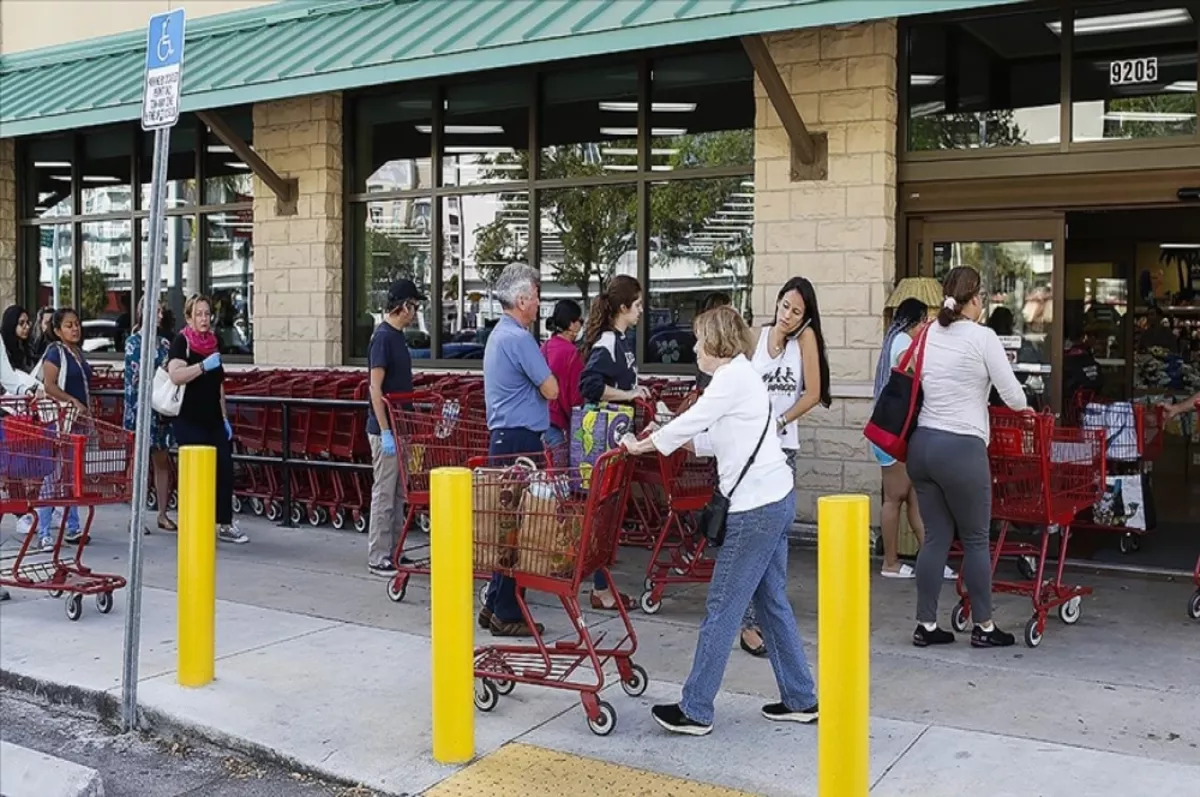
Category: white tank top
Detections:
[{"x1": 751, "y1": 326, "x2": 802, "y2": 451}]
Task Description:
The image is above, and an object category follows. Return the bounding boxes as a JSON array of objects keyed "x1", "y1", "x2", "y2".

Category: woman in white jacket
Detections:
[{"x1": 623, "y1": 306, "x2": 817, "y2": 735}]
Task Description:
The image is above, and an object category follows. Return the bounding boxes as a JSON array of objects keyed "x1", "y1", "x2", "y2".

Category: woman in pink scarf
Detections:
[{"x1": 166, "y1": 294, "x2": 248, "y2": 545}]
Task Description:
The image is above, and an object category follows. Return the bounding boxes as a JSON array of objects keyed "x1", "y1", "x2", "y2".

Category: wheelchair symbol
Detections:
[{"x1": 156, "y1": 20, "x2": 174, "y2": 63}]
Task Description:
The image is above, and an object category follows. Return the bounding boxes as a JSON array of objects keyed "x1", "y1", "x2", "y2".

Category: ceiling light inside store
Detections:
[
  {"x1": 909, "y1": 74, "x2": 943, "y2": 86},
  {"x1": 207, "y1": 145, "x2": 233, "y2": 153},
  {"x1": 81, "y1": 176, "x2": 120, "y2": 183},
  {"x1": 224, "y1": 162, "x2": 251, "y2": 169},
  {"x1": 444, "y1": 146, "x2": 515, "y2": 154},
  {"x1": 1165, "y1": 81, "x2": 1198, "y2": 92},
  {"x1": 1047, "y1": 8, "x2": 1192, "y2": 35},
  {"x1": 33, "y1": 161, "x2": 70, "y2": 169},
  {"x1": 600, "y1": 127, "x2": 687, "y2": 136},
  {"x1": 414, "y1": 125, "x2": 504, "y2": 134},
  {"x1": 597, "y1": 101, "x2": 696, "y2": 112},
  {"x1": 600, "y1": 148, "x2": 679, "y2": 156},
  {"x1": 1103, "y1": 111, "x2": 1196, "y2": 122}
]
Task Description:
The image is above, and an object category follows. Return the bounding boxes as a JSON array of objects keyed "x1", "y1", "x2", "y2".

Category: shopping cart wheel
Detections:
[
  {"x1": 586, "y1": 701, "x2": 617, "y2": 737},
  {"x1": 639, "y1": 590, "x2": 662, "y2": 615},
  {"x1": 308, "y1": 508, "x2": 323, "y2": 527},
  {"x1": 1119, "y1": 533, "x2": 1141, "y2": 555},
  {"x1": 49, "y1": 590, "x2": 63, "y2": 599},
  {"x1": 620, "y1": 665, "x2": 648, "y2": 698},
  {"x1": 353, "y1": 513, "x2": 368, "y2": 534},
  {"x1": 146, "y1": 490, "x2": 158, "y2": 510},
  {"x1": 1023, "y1": 616, "x2": 1043, "y2": 648},
  {"x1": 1189, "y1": 590, "x2": 1200, "y2": 621},
  {"x1": 65, "y1": 594, "x2": 83, "y2": 622},
  {"x1": 418, "y1": 514, "x2": 431, "y2": 534},
  {"x1": 231, "y1": 494, "x2": 243, "y2": 514},
  {"x1": 493, "y1": 678, "x2": 515, "y2": 696},
  {"x1": 266, "y1": 501, "x2": 283, "y2": 522},
  {"x1": 332, "y1": 509, "x2": 347, "y2": 531},
  {"x1": 386, "y1": 576, "x2": 408, "y2": 603},
  {"x1": 950, "y1": 601, "x2": 970, "y2": 633},
  {"x1": 1017, "y1": 556, "x2": 1038, "y2": 581},
  {"x1": 168, "y1": 491, "x2": 178, "y2": 511},
  {"x1": 478, "y1": 582, "x2": 490, "y2": 608},
  {"x1": 1057, "y1": 596, "x2": 1082, "y2": 625},
  {"x1": 290, "y1": 505, "x2": 305, "y2": 526},
  {"x1": 250, "y1": 497, "x2": 265, "y2": 516},
  {"x1": 474, "y1": 679, "x2": 499, "y2": 712},
  {"x1": 96, "y1": 591, "x2": 114, "y2": 615}
]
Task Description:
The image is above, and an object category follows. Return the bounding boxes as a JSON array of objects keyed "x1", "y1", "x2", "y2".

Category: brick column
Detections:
[
  {"x1": 252, "y1": 94, "x2": 344, "y2": 366},
  {"x1": 753, "y1": 21, "x2": 898, "y2": 526},
  {"x1": 0, "y1": 139, "x2": 16, "y2": 310}
]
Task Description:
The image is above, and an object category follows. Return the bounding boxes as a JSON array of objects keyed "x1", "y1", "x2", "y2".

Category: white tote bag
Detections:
[{"x1": 151, "y1": 366, "x2": 185, "y2": 417}]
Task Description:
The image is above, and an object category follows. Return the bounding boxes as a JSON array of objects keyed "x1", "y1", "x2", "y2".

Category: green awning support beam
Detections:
[
  {"x1": 196, "y1": 110, "x2": 298, "y2": 215},
  {"x1": 741, "y1": 34, "x2": 828, "y2": 182}
]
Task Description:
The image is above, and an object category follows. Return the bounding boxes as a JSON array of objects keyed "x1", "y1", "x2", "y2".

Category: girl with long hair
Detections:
[
  {"x1": 1, "y1": 305, "x2": 34, "y2": 375},
  {"x1": 578, "y1": 274, "x2": 648, "y2": 612},
  {"x1": 541, "y1": 299, "x2": 585, "y2": 452}
]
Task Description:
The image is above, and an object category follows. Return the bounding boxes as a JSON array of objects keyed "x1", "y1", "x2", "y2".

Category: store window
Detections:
[
  {"x1": 1070, "y1": 1, "x2": 1198, "y2": 142},
  {"x1": 352, "y1": 90, "x2": 433, "y2": 194},
  {"x1": 646, "y1": 178, "x2": 754, "y2": 365},
  {"x1": 650, "y1": 52, "x2": 755, "y2": 171},
  {"x1": 541, "y1": 64, "x2": 640, "y2": 176},
  {"x1": 443, "y1": 79, "x2": 531, "y2": 187},
  {"x1": 540, "y1": 184, "x2": 637, "y2": 307},
  {"x1": 349, "y1": 200, "x2": 433, "y2": 359},
  {"x1": 18, "y1": 117, "x2": 253, "y2": 358},
  {"x1": 444, "y1": 192, "x2": 529, "y2": 357},
  {"x1": 906, "y1": 7, "x2": 1065, "y2": 150}
]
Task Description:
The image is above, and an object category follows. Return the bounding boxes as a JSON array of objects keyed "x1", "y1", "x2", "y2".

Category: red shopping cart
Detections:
[
  {"x1": 1067, "y1": 394, "x2": 1166, "y2": 554},
  {"x1": 1188, "y1": 554, "x2": 1200, "y2": 621},
  {"x1": 0, "y1": 398, "x2": 133, "y2": 621},
  {"x1": 951, "y1": 408, "x2": 1106, "y2": 648},
  {"x1": 472, "y1": 449, "x2": 642, "y2": 735}
]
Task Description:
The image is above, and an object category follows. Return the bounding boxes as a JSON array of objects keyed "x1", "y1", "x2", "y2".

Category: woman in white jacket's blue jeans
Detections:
[{"x1": 623, "y1": 306, "x2": 818, "y2": 735}]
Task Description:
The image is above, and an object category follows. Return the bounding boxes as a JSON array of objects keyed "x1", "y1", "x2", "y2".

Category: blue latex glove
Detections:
[
  {"x1": 380, "y1": 430, "x2": 397, "y2": 457},
  {"x1": 224, "y1": 418, "x2": 233, "y2": 440},
  {"x1": 201, "y1": 352, "x2": 222, "y2": 372}
]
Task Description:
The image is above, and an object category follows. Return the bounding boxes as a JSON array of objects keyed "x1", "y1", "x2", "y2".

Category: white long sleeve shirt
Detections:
[
  {"x1": 650, "y1": 355, "x2": 794, "y2": 513},
  {"x1": 916, "y1": 321, "x2": 1028, "y2": 442}
]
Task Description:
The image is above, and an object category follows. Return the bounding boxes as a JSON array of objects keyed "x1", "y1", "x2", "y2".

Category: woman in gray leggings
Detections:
[{"x1": 906, "y1": 266, "x2": 1028, "y2": 648}]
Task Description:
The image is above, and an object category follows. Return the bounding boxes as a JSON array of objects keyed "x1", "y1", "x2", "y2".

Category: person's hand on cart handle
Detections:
[
  {"x1": 380, "y1": 429, "x2": 397, "y2": 457},
  {"x1": 620, "y1": 432, "x2": 655, "y2": 456},
  {"x1": 201, "y1": 352, "x2": 222, "y2": 372},
  {"x1": 223, "y1": 417, "x2": 234, "y2": 441},
  {"x1": 629, "y1": 385, "x2": 652, "y2": 402}
]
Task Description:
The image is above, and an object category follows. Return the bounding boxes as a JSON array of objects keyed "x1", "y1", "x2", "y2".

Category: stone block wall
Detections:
[
  {"x1": 753, "y1": 21, "x2": 899, "y2": 525},
  {"x1": 0, "y1": 139, "x2": 16, "y2": 310},
  {"x1": 251, "y1": 94, "x2": 344, "y2": 366}
]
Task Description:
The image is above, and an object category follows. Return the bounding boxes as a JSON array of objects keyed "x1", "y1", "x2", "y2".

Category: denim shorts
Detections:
[{"x1": 871, "y1": 442, "x2": 897, "y2": 467}]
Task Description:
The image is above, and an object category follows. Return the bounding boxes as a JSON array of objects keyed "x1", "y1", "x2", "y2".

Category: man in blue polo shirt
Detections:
[
  {"x1": 366, "y1": 279, "x2": 423, "y2": 577},
  {"x1": 479, "y1": 262, "x2": 559, "y2": 637}
]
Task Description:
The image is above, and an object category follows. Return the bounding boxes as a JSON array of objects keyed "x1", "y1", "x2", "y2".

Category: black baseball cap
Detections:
[{"x1": 387, "y1": 279, "x2": 426, "y2": 309}]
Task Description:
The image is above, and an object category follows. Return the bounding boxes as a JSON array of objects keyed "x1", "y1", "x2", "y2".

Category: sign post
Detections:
[{"x1": 121, "y1": 7, "x2": 186, "y2": 733}]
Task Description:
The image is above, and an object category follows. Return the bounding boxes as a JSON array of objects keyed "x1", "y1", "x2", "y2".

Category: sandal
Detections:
[
  {"x1": 157, "y1": 516, "x2": 178, "y2": 532},
  {"x1": 589, "y1": 591, "x2": 636, "y2": 611}
]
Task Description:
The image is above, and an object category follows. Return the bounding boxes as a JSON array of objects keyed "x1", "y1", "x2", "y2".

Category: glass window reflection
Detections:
[
  {"x1": 541, "y1": 64, "x2": 639, "y2": 177},
  {"x1": 650, "y1": 51, "x2": 755, "y2": 172},
  {"x1": 139, "y1": 216, "x2": 196, "y2": 341},
  {"x1": 23, "y1": 136, "x2": 74, "y2": 219},
  {"x1": 353, "y1": 90, "x2": 434, "y2": 194},
  {"x1": 350, "y1": 200, "x2": 433, "y2": 359},
  {"x1": 443, "y1": 79, "x2": 531, "y2": 187},
  {"x1": 81, "y1": 129, "x2": 133, "y2": 215},
  {"x1": 79, "y1": 219, "x2": 133, "y2": 351}
]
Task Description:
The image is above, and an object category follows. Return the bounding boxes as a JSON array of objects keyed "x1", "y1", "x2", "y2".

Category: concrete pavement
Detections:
[{"x1": 1, "y1": 506, "x2": 1198, "y2": 795}]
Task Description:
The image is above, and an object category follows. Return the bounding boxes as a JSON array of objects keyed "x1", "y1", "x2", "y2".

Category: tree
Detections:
[
  {"x1": 363, "y1": 227, "x2": 429, "y2": 307},
  {"x1": 908, "y1": 109, "x2": 1028, "y2": 150},
  {"x1": 57, "y1": 266, "x2": 109, "y2": 318},
  {"x1": 471, "y1": 216, "x2": 527, "y2": 288},
  {"x1": 1106, "y1": 94, "x2": 1196, "y2": 140}
]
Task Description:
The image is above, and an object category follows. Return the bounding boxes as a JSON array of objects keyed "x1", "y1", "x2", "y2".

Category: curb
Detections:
[
  {"x1": 0, "y1": 740, "x2": 105, "y2": 797},
  {"x1": 0, "y1": 669, "x2": 399, "y2": 797}
]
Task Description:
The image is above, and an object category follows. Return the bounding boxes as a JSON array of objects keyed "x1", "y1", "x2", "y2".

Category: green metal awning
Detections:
[{"x1": 0, "y1": 0, "x2": 1023, "y2": 138}]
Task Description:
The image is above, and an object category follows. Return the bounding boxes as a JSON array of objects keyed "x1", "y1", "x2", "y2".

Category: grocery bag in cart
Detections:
[
  {"x1": 472, "y1": 458, "x2": 533, "y2": 571},
  {"x1": 569, "y1": 403, "x2": 634, "y2": 489},
  {"x1": 517, "y1": 471, "x2": 582, "y2": 578}
]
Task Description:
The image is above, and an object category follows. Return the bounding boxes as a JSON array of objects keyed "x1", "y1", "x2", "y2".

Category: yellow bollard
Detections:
[
  {"x1": 177, "y1": 445, "x2": 216, "y2": 688},
  {"x1": 818, "y1": 494, "x2": 870, "y2": 797},
  {"x1": 430, "y1": 466, "x2": 474, "y2": 764}
]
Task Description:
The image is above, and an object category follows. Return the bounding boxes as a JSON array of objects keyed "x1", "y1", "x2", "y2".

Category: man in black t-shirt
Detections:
[{"x1": 366, "y1": 279, "x2": 423, "y2": 576}]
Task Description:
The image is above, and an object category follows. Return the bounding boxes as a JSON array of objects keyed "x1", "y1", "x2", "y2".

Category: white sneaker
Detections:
[
  {"x1": 217, "y1": 524, "x2": 249, "y2": 545},
  {"x1": 943, "y1": 565, "x2": 958, "y2": 581},
  {"x1": 15, "y1": 514, "x2": 33, "y2": 537}
]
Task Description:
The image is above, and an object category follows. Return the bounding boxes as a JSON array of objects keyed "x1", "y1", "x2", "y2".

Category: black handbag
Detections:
[{"x1": 697, "y1": 406, "x2": 771, "y2": 548}]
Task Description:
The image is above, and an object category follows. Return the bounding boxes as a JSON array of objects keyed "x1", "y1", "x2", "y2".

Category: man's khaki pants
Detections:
[{"x1": 368, "y1": 434, "x2": 407, "y2": 566}]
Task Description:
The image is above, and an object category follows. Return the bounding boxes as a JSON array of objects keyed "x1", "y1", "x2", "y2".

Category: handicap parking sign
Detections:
[{"x1": 141, "y1": 9, "x2": 186, "y2": 130}]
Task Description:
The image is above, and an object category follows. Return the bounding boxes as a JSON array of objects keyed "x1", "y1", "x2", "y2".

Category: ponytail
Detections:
[
  {"x1": 580, "y1": 295, "x2": 612, "y2": 354},
  {"x1": 579, "y1": 274, "x2": 642, "y2": 356},
  {"x1": 938, "y1": 266, "x2": 981, "y2": 327}
]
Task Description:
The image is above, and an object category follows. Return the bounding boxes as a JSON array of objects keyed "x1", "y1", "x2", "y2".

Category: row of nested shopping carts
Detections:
[{"x1": 0, "y1": 396, "x2": 135, "y2": 622}]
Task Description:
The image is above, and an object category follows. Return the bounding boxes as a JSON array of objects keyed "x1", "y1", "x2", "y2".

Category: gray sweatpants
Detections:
[{"x1": 905, "y1": 427, "x2": 993, "y2": 625}]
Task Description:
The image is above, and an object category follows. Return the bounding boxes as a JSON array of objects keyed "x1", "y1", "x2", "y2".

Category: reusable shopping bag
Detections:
[
  {"x1": 569, "y1": 403, "x2": 634, "y2": 489},
  {"x1": 864, "y1": 323, "x2": 930, "y2": 462}
]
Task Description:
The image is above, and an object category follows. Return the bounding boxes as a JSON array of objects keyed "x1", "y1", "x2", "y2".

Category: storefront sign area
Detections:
[{"x1": 141, "y1": 8, "x2": 186, "y2": 130}]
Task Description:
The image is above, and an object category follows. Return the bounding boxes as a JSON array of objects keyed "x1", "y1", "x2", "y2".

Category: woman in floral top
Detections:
[{"x1": 124, "y1": 304, "x2": 177, "y2": 531}]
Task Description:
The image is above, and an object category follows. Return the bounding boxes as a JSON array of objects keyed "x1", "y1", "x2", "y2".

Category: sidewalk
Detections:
[{"x1": 2, "y1": 507, "x2": 1198, "y2": 795}]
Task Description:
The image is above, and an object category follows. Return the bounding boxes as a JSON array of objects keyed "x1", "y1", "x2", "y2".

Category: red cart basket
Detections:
[
  {"x1": 951, "y1": 408, "x2": 1106, "y2": 648},
  {"x1": 472, "y1": 449, "x2": 642, "y2": 735},
  {"x1": 0, "y1": 398, "x2": 133, "y2": 621}
]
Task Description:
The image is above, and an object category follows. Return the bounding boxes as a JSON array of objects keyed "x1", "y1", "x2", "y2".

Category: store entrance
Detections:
[{"x1": 1064, "y1": 208, "x2": 1199, "y2": 570}]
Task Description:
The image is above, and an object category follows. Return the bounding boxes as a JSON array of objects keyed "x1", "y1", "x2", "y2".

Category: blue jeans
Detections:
[
  {"x1": 36, "y1": 505, "x2": 79, "y2": 540},
  {"x1": 680, "y1": 490, "x2": 816, "y2": 725},
  {"x1": 742, "y1": 449, "x2": 797, "y2": 630},
  {"x1": 542, "y1": 426, "x2": 608, "y2": 592},
  {"x1": 485, "y1": 427, "x2": 546, "y2": 623}
]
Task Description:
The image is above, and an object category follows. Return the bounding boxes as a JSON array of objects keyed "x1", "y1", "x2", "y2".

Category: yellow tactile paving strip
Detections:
[{"x1": 424, "y1": 743, "x2": 753, "y2": 797}]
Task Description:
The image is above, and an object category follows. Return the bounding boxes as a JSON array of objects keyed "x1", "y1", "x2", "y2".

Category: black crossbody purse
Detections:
[{"x1": 697, "y1": 402, "x2": 772, "y2": 548}]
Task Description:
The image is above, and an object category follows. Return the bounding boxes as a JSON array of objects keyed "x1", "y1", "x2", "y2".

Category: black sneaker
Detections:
[
  {"x1": 368, "y1": 558, "x2": 397, "y2": 577},
  {"x1": 762, "y1": 702, "x2": 818, "y2": 724},
  {"x1": 912, "y1": 625, "x2": 956, "y2": 647},
  {"x1": 971, "y1": 624, "x2": 1016, "y2": 648},
  {"x1": 651, "y1": 704, "x2": 712, "y2": 737},
  {"x1": 63, "y1": 530, "x2": 85, "y2": 545}
]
